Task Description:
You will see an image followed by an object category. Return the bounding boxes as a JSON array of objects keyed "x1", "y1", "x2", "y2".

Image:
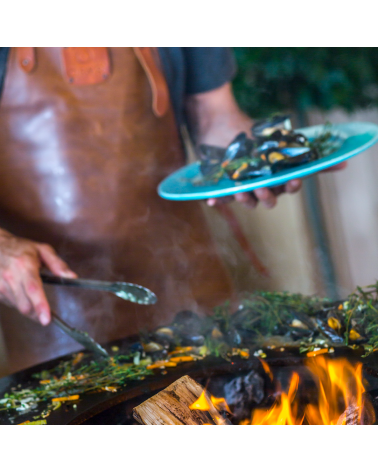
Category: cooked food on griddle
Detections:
[
  {"x1": 2, "y1": 282, "x2": 378, "y2": 423},
  {"x1": 198, "y1": 115, "x2": 342, "y2": 183}
]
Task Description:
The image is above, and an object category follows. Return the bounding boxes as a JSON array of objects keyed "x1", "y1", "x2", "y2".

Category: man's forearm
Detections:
[{"x1": 185, "y1": 82, "x2": 253, "y2": 147}]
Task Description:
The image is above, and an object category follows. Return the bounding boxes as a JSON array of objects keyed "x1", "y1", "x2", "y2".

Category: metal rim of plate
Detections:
[{"x1": 157, "y1": 122, "x2": 378, "y2": 201}]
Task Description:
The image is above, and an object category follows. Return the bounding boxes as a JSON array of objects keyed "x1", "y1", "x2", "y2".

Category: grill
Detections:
[{"x1": 2, "y1": 337, "x2": 378, "y2": 425}]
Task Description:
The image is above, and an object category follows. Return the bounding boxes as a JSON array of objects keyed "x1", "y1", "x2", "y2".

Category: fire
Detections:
[
  {"x1": 189, "y1": 390, "x2": 230, "y2": 425},
  {"x1": 189, "y1": 391, "x2": 211, "y2": 411},
  {"x1": 210, "y1": 395, "x2": 232, "y2": 414},
  {"x1": 304, "y1": 356, "x2": 368, "y2": 425},
  {"x1": 259, "y1": 358, "x2": 273, "y2": 381},
  {"x1": 189, "y1": 356, "x2": 375, "y2": 425},
  {"x1": 250, "y1": 372, "x2": 303, "y2": 425}
]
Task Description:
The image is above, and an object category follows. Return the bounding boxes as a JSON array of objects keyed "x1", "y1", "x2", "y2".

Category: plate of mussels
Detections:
[{"x1": 158, "y1": 116, "x2": 378, "y2": 201}]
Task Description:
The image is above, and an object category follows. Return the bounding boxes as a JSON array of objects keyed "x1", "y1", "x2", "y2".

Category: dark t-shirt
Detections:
[
  {"x1": 0, "y1": 47, "x2": 236, "y2": 125},
  {"x1": 158, "y1": 47, "x2": 237, "y2": 124}
]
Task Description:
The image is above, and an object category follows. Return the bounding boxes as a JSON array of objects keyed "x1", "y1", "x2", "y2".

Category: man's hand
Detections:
[
  {"x1": 186, "y1": 82, "x2": 347, "y2": 210},
  {"x1": 207, "y1": 179, "x2": 303, "y2": 209},
  {"x1": 207, "y1": 161, "x2": 348, "y2": 209},
  {"x1": 0, "y1": 229, "x2": 77, "y2": 325}
]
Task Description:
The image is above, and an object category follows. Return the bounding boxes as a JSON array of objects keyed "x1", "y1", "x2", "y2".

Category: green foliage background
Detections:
[{"x1": 232, "y1": 48, "x2": 378, "y2": 118}]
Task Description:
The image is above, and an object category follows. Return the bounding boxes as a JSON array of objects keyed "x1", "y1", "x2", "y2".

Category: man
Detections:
[{"x1": 0, "y1": 47, "x2": 344, "y2": 373}]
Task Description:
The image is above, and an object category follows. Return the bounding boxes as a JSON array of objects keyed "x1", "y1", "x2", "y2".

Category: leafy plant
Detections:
[{"x1": 232, "y1": 47, "x2": 378, "y2": 118}]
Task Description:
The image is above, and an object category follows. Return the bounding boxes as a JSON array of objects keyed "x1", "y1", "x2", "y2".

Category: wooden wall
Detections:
[{"x1": 310, "y1": 108, "x2": 378, "y2": 298}]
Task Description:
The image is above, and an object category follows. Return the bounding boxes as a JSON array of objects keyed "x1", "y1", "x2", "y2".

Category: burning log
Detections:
[
  {"x1": 336, "y1": 399, "x2": 376, "y2": 425},
  {"x1": 133, "y1": 375, "x2": 232, "y2": 425}
]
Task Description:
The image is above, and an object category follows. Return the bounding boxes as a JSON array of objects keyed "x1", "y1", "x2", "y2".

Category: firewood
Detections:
[
  {"x1": 336, "y1": 399, "x2": 375, "y2": 425},
  {"x1": 337, "y1": 404, "x2": 360, "y2": 425},
  {"x1": 133, "y1": 375, "x2": 232, "y2": 425}
]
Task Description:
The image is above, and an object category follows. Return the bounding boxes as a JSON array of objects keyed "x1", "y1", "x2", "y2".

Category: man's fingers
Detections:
[
  {"x1": 253, "y1": 187, "x2": 277, "y2": 209},
  {"x1": 0, "y1": 277, "x2": 18, "y2": 308},
  {"x1": 234, "y1": 192, "x2": 258, "y2": 209},
  {"x1": 4, "y1": 264, "x2": 51, "y2": 325},
  {"x1": 284, "y1": 179, "x2": 302, "y2": 194},
  {"x1": 37, "y1": 244, "x2": 77, "y2": 278},
  {"x1": 3, "y1": 270, "x2": 35, "y2": 320},
  {"x1": 22, "y1": 271, "x2": 51, "y2": 325},
  {"x1": 207, "y1": 196, "x2": 234, "y2": 207}
]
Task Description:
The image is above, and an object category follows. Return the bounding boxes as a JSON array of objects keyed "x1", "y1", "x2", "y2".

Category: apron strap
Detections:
[{"x1": 134, "y1": 47, "x2": 169, "y2": 118}]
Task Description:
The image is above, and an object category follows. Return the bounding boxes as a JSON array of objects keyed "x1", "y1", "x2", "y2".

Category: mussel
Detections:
[
  {"x1": 314, "y1": 317, "x2": 344, "y2": 344},
  {"x1": 252, "y1": 115, "x2": 292, "y2": 142},
  {"x1": 289, "y1": 328, "x2": 316, "y2": 341},
  {"x1": 225, "y1": 328, "x2": 242, "y2": 347},
  {"x1": 269, "y1": 147, "x2": 318, "y2": 172},
  {"x1": 226, "y1": 158, "x2": 272, "y2": 181},
  {"x1": 180, "y1": 334, "x2": 205, "y2": 346},
  {"x1": 198, "y1": 144, "x2": 226, "y2": 178},
  {"x1": 173, "y1": 310, "x2": 202, "y2": 332},
  {"x1": 153, "y1": 327, "x2": 176, "y2": 344},
  {"x1": 129, "y1": 342, "x2": 144, "y2": 353},
  {"x1": 223, "y1": 132, "x2": 255, "y2": 162}
]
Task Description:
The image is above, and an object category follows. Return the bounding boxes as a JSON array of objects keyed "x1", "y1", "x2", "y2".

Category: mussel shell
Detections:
[
  {"x1": 150, "y1": 349, "x2": 169, "y2": 361},
  {"x1": 256, "y1": 140, "x2": 280, "y2": 153},
  {"x1": 263, "y1": 131, "x2": 308, "y2": 147},
  {"x1": 129, "y1": 342, "x2": 144, "y2": 353},
  {"x1": 290, "y1": 312, "x2": 317, "y2": 330},
  {"x1": 174, "y1": 309, "x2": 202, "y2": 331},
  {"x1": 224, "y1": 132, "x2": 255, "y2": 162},
  {"x1": 227, "y1": 160, "x2": 272, "y2": 181},
  {"x1": 198, "y1": 144, "x2": 226, "y2": 177},
  {"x1": 272, "y1": 324, "x2": 292, "y2": 337},
  {"x1": 289, "y1": 328, "x2": 316, "y2": 341},
  {"x1": 225, "y1": 328, "x2": 242, "y2": 347},
  {"x1": 315, "y1": 318, "x2": 344, "y2": 344},
  {"x1": 180, "y1": 334, "x2": 205, "y2": 346},
  {"x1": 153, "y1": 327, "x2": 176, "y2": 343},
  {"x1": 286, "y1": 132, "x2": 308, "y2": 146},
  {"x1": 271, "y1": 147, "x2": 318, "y2": 173},
  {"x1": 252, "y1": 115, "x2": 291, "y2": 139},
  {"x1": 143, "y1": 342, "x2": 164, "y2": 352}
]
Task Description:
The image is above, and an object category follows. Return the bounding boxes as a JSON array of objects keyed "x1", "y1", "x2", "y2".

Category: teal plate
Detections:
[{"x1": 158, "y1": 122, "x2": 378, "y2": 201}]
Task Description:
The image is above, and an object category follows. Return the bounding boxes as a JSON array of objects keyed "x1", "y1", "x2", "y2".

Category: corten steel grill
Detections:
[{"x1": 2, "y1": 336, "x2": 378, "y2": 425}]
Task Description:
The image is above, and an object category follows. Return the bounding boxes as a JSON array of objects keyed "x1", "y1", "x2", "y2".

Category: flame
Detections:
[
  {"x1": 249, "y1": 356, "x2": 373, "y2": 425},
  {"x1": 189, "y1": 389, "x2": 231, "y2": 424},
  {"x1": 189, "y1": 390, "x2": 211, "y2": 411},
  {"x1": 251, "y1": 372, "x2": 303, "y2": 425},
  {"x1": 190, "y1": 356, "x2": 374, "y2": 425},
  {"x1": 260, "y1": 358, "x2": 273, "y2": 381},
  {"x1": 210, "y1": 395, "x2": 232, "y2": 414},
  {"x1": 304, "y1": 356, "x2": 369, "y2": 425}
]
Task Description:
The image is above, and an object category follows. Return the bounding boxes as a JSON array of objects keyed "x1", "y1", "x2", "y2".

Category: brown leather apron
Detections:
[{"x1": 0, "y1": 47, "x2": 232, "y2": 373}]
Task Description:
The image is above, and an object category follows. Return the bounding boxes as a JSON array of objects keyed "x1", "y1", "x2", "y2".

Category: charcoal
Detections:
[{"x1": 207, "y1": 370, "x2": 265, "y2": 423}]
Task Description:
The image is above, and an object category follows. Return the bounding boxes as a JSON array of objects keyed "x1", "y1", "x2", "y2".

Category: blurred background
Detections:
[{"x1": 204, "y1": 47, "x2": 378, "y2": 303}]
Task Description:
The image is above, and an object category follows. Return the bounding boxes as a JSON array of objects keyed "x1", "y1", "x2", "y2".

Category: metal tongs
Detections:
[
  {"x1": 43, "y1": 274, "x2": 157, "y2": 357},
  {"x1": 41, "y1": 274, "x2": 157, "y2": 305},
  {"x1": 51, "y1": 311, "x2": 109, "y2": 358}
]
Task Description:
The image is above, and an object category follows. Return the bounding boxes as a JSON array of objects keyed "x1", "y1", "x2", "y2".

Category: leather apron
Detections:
[{"x1": 0, "y1": 47, "x2": 232, "y2": 373}]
